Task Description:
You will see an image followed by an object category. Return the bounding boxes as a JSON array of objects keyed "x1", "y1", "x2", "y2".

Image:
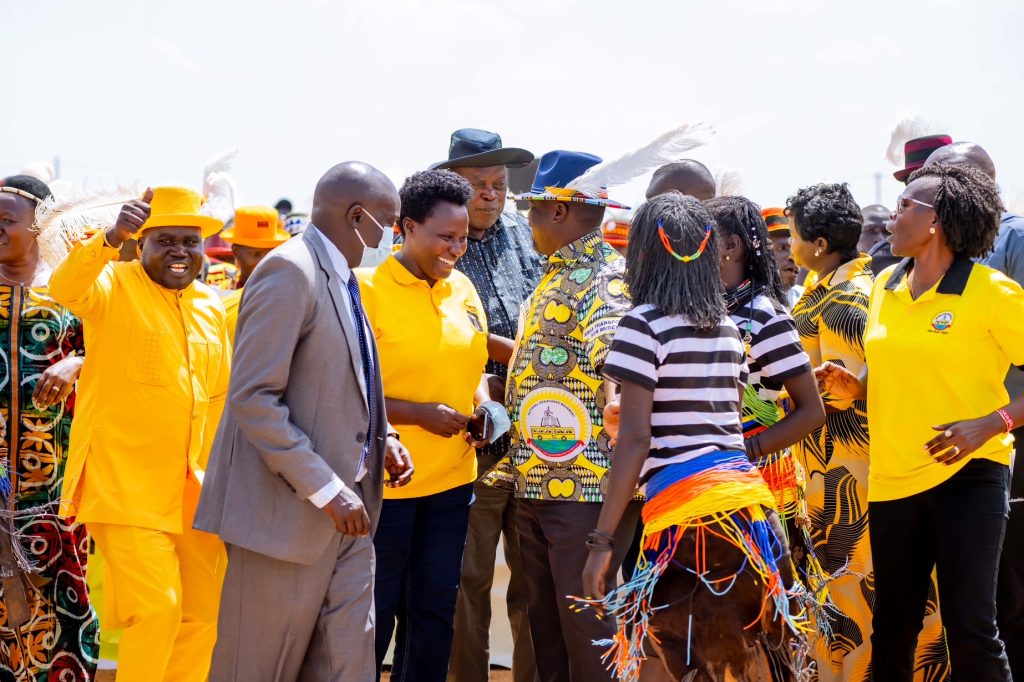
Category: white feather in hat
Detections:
[
  {"x1": 566, "y1": 123, "x2": 715, "y2": 199},
  {"x1": 714, "y1": 168, "x2": 744, "y2": 197},
  {"x1": 885, "y1": 114, "x2": 946, "y2": 167},
  {"x1": 200, "y1": 149, "x2": 238, "y2": 225}
]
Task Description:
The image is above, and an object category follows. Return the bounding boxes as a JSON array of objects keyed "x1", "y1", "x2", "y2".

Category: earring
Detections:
[
  {"x1": 814, "y1": 249, "x2": 821, "y2": 257},
  {"x1": 929, "y1": 227, "x2": 936, "y2": 235},
  {"x1": 725, "y1": 255, "x2": 730, "y2": 261}
]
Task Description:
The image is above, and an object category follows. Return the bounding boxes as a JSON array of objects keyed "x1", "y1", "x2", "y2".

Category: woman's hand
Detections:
[
  {"x1": 416, "y1": 403, "x2": 470, "y2": 438},
  {"x1": 32, "y1": 356, "x2": 84, "y2": 409},
  {"x1": 814, "y1": 362, "x2": 863, "y2": 401},
  {"x1": 925, "y1": 414, "x2": 1005, "y2": 465},
  {"x1": 603, "y1": 400, "x2": 621, "y2": 446},
  {"x1": 464, "y1": 406, "x2": 491, "y2": 448},
  {"x1": 581, "y1": 546, "x2": 613, "y2": 604},
  {"x1": 384, "y1": 436, "x2": 415, "y2": 488}
]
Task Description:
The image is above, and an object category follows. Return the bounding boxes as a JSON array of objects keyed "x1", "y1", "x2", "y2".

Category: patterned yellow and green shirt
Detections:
[{"x1": 504, "y1": 231, "x2": 630, "y2": 502}]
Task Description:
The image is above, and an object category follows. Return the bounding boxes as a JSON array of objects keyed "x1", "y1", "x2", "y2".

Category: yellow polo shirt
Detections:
[
  {"x1": 865, "y1": 257, "x2": 1024, "y2": 501},
  {"x1": 357, "y1": 255, "x2": 488, "y2": 499},
  {"x1": 49, "y1": 233, "x2": 231, "y2": 533}
]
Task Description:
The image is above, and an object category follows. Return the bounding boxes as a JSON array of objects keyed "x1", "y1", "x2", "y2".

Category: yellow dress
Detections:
[{"x1": 791, "y1": 256, "x2": 949, "y2": 681}]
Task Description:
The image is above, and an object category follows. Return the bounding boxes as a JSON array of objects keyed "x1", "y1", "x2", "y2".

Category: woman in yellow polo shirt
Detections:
[
  {"x1": 819, "y1": 163, "x2": 1020, "y2": 680},
  {"x1": 357, "y1": 170, "x2": 491, "y2": 680},
  {"x1": 787, "y1": 182, "x2": 950, "y2": 678}
]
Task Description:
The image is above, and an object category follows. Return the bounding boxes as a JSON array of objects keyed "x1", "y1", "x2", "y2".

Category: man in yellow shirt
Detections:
[
  {"x1": 49, "y1": 186, "x2": 230, "y2": 682},
  {"x1": 217, "y1": 205, "x2": 291, "y2": 343}
]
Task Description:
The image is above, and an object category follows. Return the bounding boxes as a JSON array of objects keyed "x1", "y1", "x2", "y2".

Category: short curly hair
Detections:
[
  {"x1": 785, "y1": 183, "x2": 862, "y2": 262},
  {"x1": 0, "y1": 175, "x2": 52, "y2": 203},
  {"x1": 398, "y1": 169, "x2": 473, "y2": 235},
  {"x1": 907, "y1": 163, "x2": 1003, "y2": 259}
]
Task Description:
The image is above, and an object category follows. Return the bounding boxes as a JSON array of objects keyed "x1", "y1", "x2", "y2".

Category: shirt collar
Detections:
[
  {"x1": 547, "y1": 229, "x2": 604, "y2": 266},
  {"x1": 883, "y1": 255, "x2": 974, "y2": 295},
  {"x1": 308, "y1": 223, "x2": 353, "y2": 283},
  {"x1": 471, "y1": 212, "x2": 513, "y2": 243},
  {"x1": 380, "y1": 251, "x2": 451, "y2": 291},
  {"x1": 807, "y1": 254, "x2": 872, "y2": 292}
]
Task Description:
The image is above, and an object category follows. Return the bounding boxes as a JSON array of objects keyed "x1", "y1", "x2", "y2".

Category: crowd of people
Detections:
[{"x1": 0, "y1": 122, "x2": 1021, "y2": 682}]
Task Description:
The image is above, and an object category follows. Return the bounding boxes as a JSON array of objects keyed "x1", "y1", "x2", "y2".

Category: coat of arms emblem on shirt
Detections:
[{"x1": 519, "y1": 386, "x2": 592, "y2": 463}]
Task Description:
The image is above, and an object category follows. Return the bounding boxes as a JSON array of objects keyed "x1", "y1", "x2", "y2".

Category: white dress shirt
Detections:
[{"x1": 306, "y1": 224, "x2": 373, "y2": 507}]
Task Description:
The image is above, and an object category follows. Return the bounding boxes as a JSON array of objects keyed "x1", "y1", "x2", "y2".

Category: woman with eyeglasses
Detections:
[
  {"x1": 818, "y1": 163, "x2": 1018, "y2": 680},
  {"x1": 787, "y1": 183, "x2": 949, "y2": 680}
]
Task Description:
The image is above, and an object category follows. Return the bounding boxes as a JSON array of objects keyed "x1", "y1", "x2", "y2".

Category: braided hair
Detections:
[
  {"x1": 625, "y1": 192, "x2": 725, "y2": 330},
  {"x1": 705, "y1": 196, "x2": 786, "y2": 305},
  {"x1": 907, "y1": 163, "x2": 1003, "y2": 259}
]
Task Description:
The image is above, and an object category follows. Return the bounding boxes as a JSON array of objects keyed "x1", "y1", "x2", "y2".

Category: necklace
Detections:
[
  {"x1": 724, "y1": 279, "x2": 761, "y2": 348},
  {"x1": 0, "y1": 268, "x2": 38, "y2": 287}
]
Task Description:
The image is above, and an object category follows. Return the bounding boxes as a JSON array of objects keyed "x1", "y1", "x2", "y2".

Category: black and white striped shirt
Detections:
[
  {"x1": 729, "y1": 292, "x2": 811, "y2": 406},
  {"x1": 603, "y1": 304, "x2": 748, "y2": 482}
]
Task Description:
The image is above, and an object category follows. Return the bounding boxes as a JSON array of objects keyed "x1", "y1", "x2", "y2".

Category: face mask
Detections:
[{"x1": 355, "y1": 209, "x2": 394, "y2": 268}]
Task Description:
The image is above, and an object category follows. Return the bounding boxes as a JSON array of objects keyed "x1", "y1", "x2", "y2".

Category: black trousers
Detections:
[
  {"x1": 998, "y1": 435, "x2": 1024, "y2": 681},
  {"x1": 869, "y1": 458, "x2": 1012, "y2": 681}
]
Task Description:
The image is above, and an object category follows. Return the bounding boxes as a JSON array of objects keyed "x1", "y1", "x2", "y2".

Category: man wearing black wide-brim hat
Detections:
[{"x1": 433, "y1": 128, "x2": 541, "y2": 682}]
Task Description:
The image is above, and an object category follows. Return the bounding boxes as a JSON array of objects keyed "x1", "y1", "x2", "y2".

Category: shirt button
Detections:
[
  {"x1": 192, "y1": 411, "x2": 198, "y2": 419},
  {"x1": 356, "y1": 432, "x2": 366, "y2": 443}
]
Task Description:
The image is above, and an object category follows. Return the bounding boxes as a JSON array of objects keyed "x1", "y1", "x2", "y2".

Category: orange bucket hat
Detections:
[
  {"x1": 220, "y1": 205, "x2": 291, "y2": 248},
  {"x1": 140, "y1": 186, "x2": 224, "y2": 239}
]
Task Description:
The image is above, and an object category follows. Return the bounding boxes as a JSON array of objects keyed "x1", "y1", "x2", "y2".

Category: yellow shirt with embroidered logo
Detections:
[
  {"x1": 357, "y1": 255, "x2": 488, "y2": 499},
  {"x1": 865, "y1": 257, "x2": 1024, "y2": 501},
  {"x1": 49, "y1": 233, "x2": 231, "y2": 533}
]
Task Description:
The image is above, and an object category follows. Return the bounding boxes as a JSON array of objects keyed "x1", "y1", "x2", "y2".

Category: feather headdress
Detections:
[
  {"x1": 566, "y1": 123, "x2": 714, "y2": 199},
  {"x1": 885, "y1": 114, "x2": 945, "y2": 166},
  {"x1": 35, "y1": 183, "x2": 141, "y2": 268}
]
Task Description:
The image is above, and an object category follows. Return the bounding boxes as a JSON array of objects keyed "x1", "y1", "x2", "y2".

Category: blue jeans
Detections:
[{"x1": 374, "y1": 483, "x2": 474, "y2": 682}]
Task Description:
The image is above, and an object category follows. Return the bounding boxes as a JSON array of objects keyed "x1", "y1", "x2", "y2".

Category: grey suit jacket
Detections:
[{"x1": 195, "y1": 229, "x2": 387, "y2": 565}]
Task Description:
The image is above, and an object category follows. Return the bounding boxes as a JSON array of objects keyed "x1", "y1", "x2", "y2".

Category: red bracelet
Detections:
[{"x1": 996, "y1": 408, "x2": 1014, "y2": 433}]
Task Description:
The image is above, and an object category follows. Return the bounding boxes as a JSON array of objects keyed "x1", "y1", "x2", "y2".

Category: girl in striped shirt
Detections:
[
  {"x1": 706, "y1": 196, "x2": 826, "y2": 589},
  {"x1": 578, "y1": 193, "x2": 807, "y2": 681}
]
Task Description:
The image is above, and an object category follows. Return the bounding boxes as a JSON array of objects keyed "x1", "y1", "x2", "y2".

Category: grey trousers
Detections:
[
  {"x1": 448, "y1": 477, "x2": 536, "y2": 682},
  {"x1": 210, "y1": 533, "x2": 376, "y2": 682},
  {"x1": 516, "y1": 499, "x2": 642, "y2": 682}
]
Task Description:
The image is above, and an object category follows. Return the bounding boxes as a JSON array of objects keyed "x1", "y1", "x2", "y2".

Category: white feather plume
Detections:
[
  {"x1": 714, "y1": 168, "x2": 744, "y2": 197},
  {"x1": 34, "y1": 183, "x2": 140, "y2": 268},
  {"x1": 200, "y1": 149, "x2": 238, "y2": 224},
  {"x1": 1002, "y1": 186, "x2": 1024, "y2": 216},
  {"x1": 885, "y1": 115, "x2": 944, "y2": 166},
  {"x1": 566, "y1": 123, "x2": 714, "y2": 198}
]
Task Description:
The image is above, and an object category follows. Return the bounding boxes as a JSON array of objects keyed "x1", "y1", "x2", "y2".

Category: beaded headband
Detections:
[
  {"x1": 658, "y1": 220, "x2": 713, "y2": 263},
  {"x1": 0, "y1": 186, "x2": 43, "y2": 203}
]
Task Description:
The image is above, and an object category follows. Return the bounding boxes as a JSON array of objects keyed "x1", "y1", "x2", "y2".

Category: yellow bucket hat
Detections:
[
  {"x1": 220, "y1": 205, "x2": 291, "y2": 248},
  {"x1": 139, "y1": 186, "x2": 224, "y2": 239}
]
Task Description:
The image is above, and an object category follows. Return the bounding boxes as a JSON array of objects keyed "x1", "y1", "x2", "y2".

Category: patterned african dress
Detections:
[
  {"x1": 0, "y1": 281, "x2": 98, "y2": 681},
  {"x1": 791, "y1": 256, "x2": 949, "y2": 681},
  {"x1": 489, "y1": 230, "x2": 631, "y2": 502}
]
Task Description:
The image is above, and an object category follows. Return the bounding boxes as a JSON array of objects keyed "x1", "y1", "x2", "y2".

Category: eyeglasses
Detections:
[{"x1": 893, "y1": 196, "x2": 935, "y2": 216}]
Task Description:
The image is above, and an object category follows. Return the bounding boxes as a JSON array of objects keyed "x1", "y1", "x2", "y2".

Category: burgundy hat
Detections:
[{"x1": 894, "y1": 134, "x2": 953, "y2": 183}]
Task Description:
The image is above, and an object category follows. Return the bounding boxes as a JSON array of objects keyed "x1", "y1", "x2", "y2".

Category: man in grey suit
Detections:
[{"x1": 196, "y1": 161, "x2": 414, "y2": 681}]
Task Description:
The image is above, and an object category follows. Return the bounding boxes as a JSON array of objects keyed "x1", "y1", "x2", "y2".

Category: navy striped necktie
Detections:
[{"x1": 345, "y1": 273, "x2": 375, "y2": 464}]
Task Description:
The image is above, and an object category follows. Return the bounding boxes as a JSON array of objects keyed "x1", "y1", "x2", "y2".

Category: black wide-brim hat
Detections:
[{"x1": 430, "y1": 128, "x2": 534, "y2": 170}]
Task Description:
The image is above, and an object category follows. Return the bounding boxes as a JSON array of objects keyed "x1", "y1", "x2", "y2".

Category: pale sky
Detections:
[{"x1": 6, "y1": 0, "x2": 1024, "y2": 216}]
